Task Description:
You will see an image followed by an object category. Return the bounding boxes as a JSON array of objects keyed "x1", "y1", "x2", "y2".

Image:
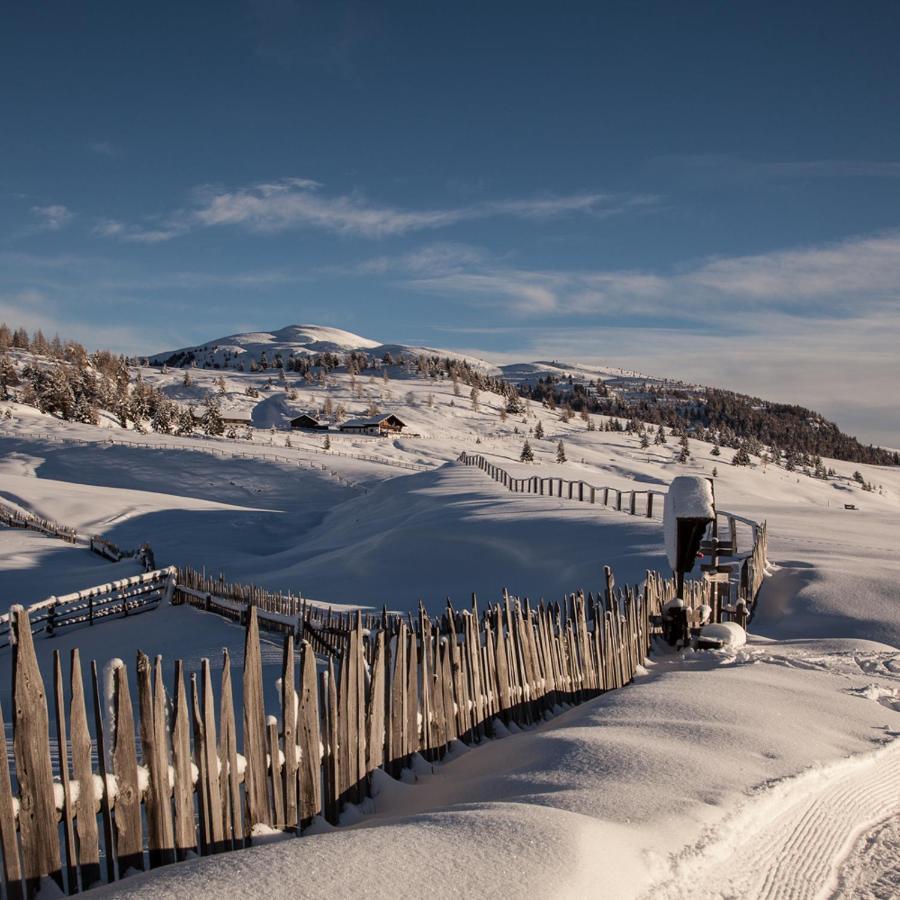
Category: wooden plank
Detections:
[
  {"x1": 152, "y1": 656, "x2": 174, "y2": 859},
  {"x1": 68, "y1": 650, "x2": 99, "y2": 890},
  {"x1": 418, "y1": 610, "x2": 433, "y2": 760},
  {"x1": 0, "y1": 693, "x2": 24, "y2": 900},
  {"x1": 110, "y1": 660, "x2": 143, "y2": 876},
  {"x1": 89, "y1": 662, "x2": 116, "y2": 884},
  {"x1": 52, "y1": 652, "x2": 78, "y2": 894},
  {"x1": 493, "y1": 608, "x2": 511, "y2": 723},
  {"x1": 170, "y1": 661, "x2": 196, "y2": 860},
  {"x1": 267, "y1": 720, "x2": 284, "y2": 829},
  {"x1": 218, "y1": 651, "x2": 242, "y2": 850},
  {"x1": 281, "y1": 637, "x2": 298, "y2": 831},
  {"x1": 365, "y1": 630, "x2": 386, "y2": 773},
  {"x1": 137, "y1": 652, "x2": 174, "y2": 868},
  {"x1": 11, "y1": 607, "x2": 63, "y2": 895},
  {"x1": 405, "y1": 629, "x2": 419, "y2": 758},
  {"x1": 297, "y1": 641, "x2": 321, "y2": 825},
  {"x1": 242, "y1": 607, "x2": 270, "y2": 830},
  {"x1": 389, "y1": 622, "x2": 408, "y2": 771},
  {"x1": 337, "y1": 640, "x2": 351, "y2": 803},
  {"x1": 201, "y1": 660, "x2": 225, "y2": 849},
  {"x1": 354, "y1": 614, "x2": 367, "y2": 801},
  {"x1": 190, "y1": 675, "x2": 210, "y2": 856},
  {"x1": 323, "y1": 661, "x2": 340, "y2": 825}
]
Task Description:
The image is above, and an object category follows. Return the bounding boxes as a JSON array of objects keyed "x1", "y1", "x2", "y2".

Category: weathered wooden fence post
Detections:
[{"x1": 11, "y1": 607, "x2": 63, "y2": 896}]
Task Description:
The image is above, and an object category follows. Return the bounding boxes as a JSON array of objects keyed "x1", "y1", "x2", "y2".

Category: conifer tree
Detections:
[
  {"x1": 520, "y1": 439, "x2": 534, "y2": 462},
  {"x1": 534, "y1": 420, "x2": 545, "y2": 439},
  {"x1": 556, "y1": 440, "x2": 567, "y2": 463},
  {"x1": 732, "y1": 444, "x2": 752, "y2": 466}
]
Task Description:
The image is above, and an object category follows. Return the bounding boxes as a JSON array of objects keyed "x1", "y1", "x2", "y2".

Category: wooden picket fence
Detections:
[
  {"x1": 459, "y1": 453, "x2": 770, "y2": 625},
  {"x1": 0, "y1": 502, "x2": 80, "y2": 545},
  {"x1": 458, "y1": 452, "x2": 663, "y2": 518},
  {"x1": 0, "y1": 501, "x2": 153, "y2": 571},
  {"x1": 0, "y1": 566, "x2": 671, "y2": 898}
]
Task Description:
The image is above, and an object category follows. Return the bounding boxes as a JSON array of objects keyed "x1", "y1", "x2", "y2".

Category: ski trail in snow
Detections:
[{"x1": 649, "y1": 740, "x2": 900, "y2": 900}]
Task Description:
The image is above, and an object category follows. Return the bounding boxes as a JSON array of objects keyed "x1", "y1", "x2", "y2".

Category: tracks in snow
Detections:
[{"x1": 649, "y1": 739, "x2": 900, "y2": 900}]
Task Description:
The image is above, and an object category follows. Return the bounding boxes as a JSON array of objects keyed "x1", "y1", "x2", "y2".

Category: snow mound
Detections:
[{"x1": 698, "y1": 621, "x2": 747, "y2": 649}]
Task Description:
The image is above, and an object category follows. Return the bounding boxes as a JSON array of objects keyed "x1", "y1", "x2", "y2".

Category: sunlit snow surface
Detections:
[{"x1": 1, "y1": 359, "x2": 899, "y2": 899}]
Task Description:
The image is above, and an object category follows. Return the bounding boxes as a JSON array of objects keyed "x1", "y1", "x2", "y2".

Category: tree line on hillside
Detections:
[
  {"x1": 3, "y1": 323, "x2": 896, "y2": 467},
  {"x1": 519, "y1": 374, "x2": 898, "y2": 467},
  {"x1": 0, "y1": 325, "x2": 229, "y2": 436}
]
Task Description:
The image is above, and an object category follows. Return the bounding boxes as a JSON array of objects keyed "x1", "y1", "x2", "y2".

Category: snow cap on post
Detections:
[{"x1": 663, "y1": 475, "x2": 715, "y2": 570}]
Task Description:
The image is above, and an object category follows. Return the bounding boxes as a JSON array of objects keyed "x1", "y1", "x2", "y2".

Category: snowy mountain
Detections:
[{"x1": 148, "y1": 323, "x2": 499, "y2": 374}]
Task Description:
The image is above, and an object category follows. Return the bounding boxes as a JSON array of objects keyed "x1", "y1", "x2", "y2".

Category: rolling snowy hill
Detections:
[{"x1": 1, "y1": 325, "x2": 899, "y2": 899}]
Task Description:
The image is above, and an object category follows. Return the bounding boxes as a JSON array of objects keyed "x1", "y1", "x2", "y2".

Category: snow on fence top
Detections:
[{"x1": 663, "y1": 475, "x2": 715, "y2": 570}]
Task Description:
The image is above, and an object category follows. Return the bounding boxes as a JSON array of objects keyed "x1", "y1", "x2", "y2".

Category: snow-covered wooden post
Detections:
[{"x1": 662, "y1": 476, "x2": 716, "y2": 646}]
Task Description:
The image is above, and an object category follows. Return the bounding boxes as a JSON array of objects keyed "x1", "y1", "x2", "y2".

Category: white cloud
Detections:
[
  {"x1": 31, "y1": 205, "x2": 74, "y2": 231},
  {"x1": 95, "y1": 178, "x2": 652, "y2": 242},
  {"x1": 387, "y1": 230, "x2": 900, "y2": 319},
  {"x1": 92, "y1": 218, "x2": 185, "y2": 243}
]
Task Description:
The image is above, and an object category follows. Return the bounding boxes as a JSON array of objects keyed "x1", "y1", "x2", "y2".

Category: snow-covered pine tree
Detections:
[
  {"x1": 640, "y1": 432, "x2": 650, "y2": 449},
  {"x1": 556, "y1": 440, "x2": 567, "y2": 463},
  {"x1": 534, "y1": 420, "x2": 545, "y2": 439},
  {"x1": 203, "y1": 398, "x2": 225, "y2": 436},
  {"x1": 732, "y1": 444, "x2": 752, "y2": 466},
  {"x1": 520, "y1": 439, "x2": 534, "y2": 462}
]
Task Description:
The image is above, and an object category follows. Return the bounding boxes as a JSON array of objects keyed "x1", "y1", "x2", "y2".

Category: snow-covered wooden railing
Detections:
[
  {"x1": 0, "y1": 499, "x2": 157, "y2": 573},
  {"x1": 0, "y1": 500, "x2": 82, "y2": 545},
  {"x1": 172, "y1": 567, "x2": 361, "y2": 659},
  {"x1": 0, "y1": 567, "x2": 177, "y2": 648},
  {"x1": 458, "y1": 452, "x2": 663, "y2": 518},
  {"x1": 0, "y1": 567, "x2": 664, "y2": 897}
]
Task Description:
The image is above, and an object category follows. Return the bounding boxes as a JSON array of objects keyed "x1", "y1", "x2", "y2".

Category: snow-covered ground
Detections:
[{"x1": 1, "y1": 350, "x2": 899, "y2": 898}]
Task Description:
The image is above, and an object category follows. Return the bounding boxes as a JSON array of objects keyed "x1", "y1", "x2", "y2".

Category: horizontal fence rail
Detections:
[
  {"x1": 0, "y1": 569, "x2": 177, "y2": 648},
  {"x1": 0, "y1": 565, "x2": 673, "y2": 897},
  {"x1": 458, "y1": 452, "x2": 663, "y2": 519},
  {"x1": 0, "y1": 501, "x2": 154, "y2": 571}
]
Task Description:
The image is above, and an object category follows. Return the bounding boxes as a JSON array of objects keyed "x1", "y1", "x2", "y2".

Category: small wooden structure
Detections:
[
  {"x1": 339, "y1": 414, "x2": 406, "y2": 436},
  {"x1": 191, "y1": 406, "x2": 253, "y2": 427},
  {"x1": 290, "y1": 414, "x2": 328, "y2": 431}
]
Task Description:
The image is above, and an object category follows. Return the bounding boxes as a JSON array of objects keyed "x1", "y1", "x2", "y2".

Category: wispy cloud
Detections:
[
  {"x1": 95, "y1": 177, "x2": 655, "y2": 242},
  {"x1": 92, "y1": 218, "x2": 186, "y2": 244},
  {"x1": 384, "y1": 230, "x2": 900, "y2": 319},
  {"x1": 687, "y1": 231, "x2": 900, "y2": 300},
  {"x1": 30, "y1": 204, "x2": 74, "y2": 231}
]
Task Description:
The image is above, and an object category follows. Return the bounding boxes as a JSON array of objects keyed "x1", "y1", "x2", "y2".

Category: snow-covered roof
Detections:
[
  {"x1": 340, "y1": 414, "x2": 406, "y2": 428},
  {"x1": 191, "y1": 405, "x2": 252, "y2": 422}
]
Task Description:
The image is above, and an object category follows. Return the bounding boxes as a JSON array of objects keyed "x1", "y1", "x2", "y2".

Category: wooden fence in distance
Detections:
[
  {"x1": 0, "y1": 566, "x2": 669, "y2": 897},
  {"x1": 458, "y1": 452, "x2": 663, "y2": 518},
  {"x1": 0, "y1": 568, "x2": 177, "y2": 649}
]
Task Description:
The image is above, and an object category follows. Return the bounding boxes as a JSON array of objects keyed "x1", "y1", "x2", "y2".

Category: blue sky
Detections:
[{"x1": 2, "y1": 1, "x2": 899, "y2": 445}]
